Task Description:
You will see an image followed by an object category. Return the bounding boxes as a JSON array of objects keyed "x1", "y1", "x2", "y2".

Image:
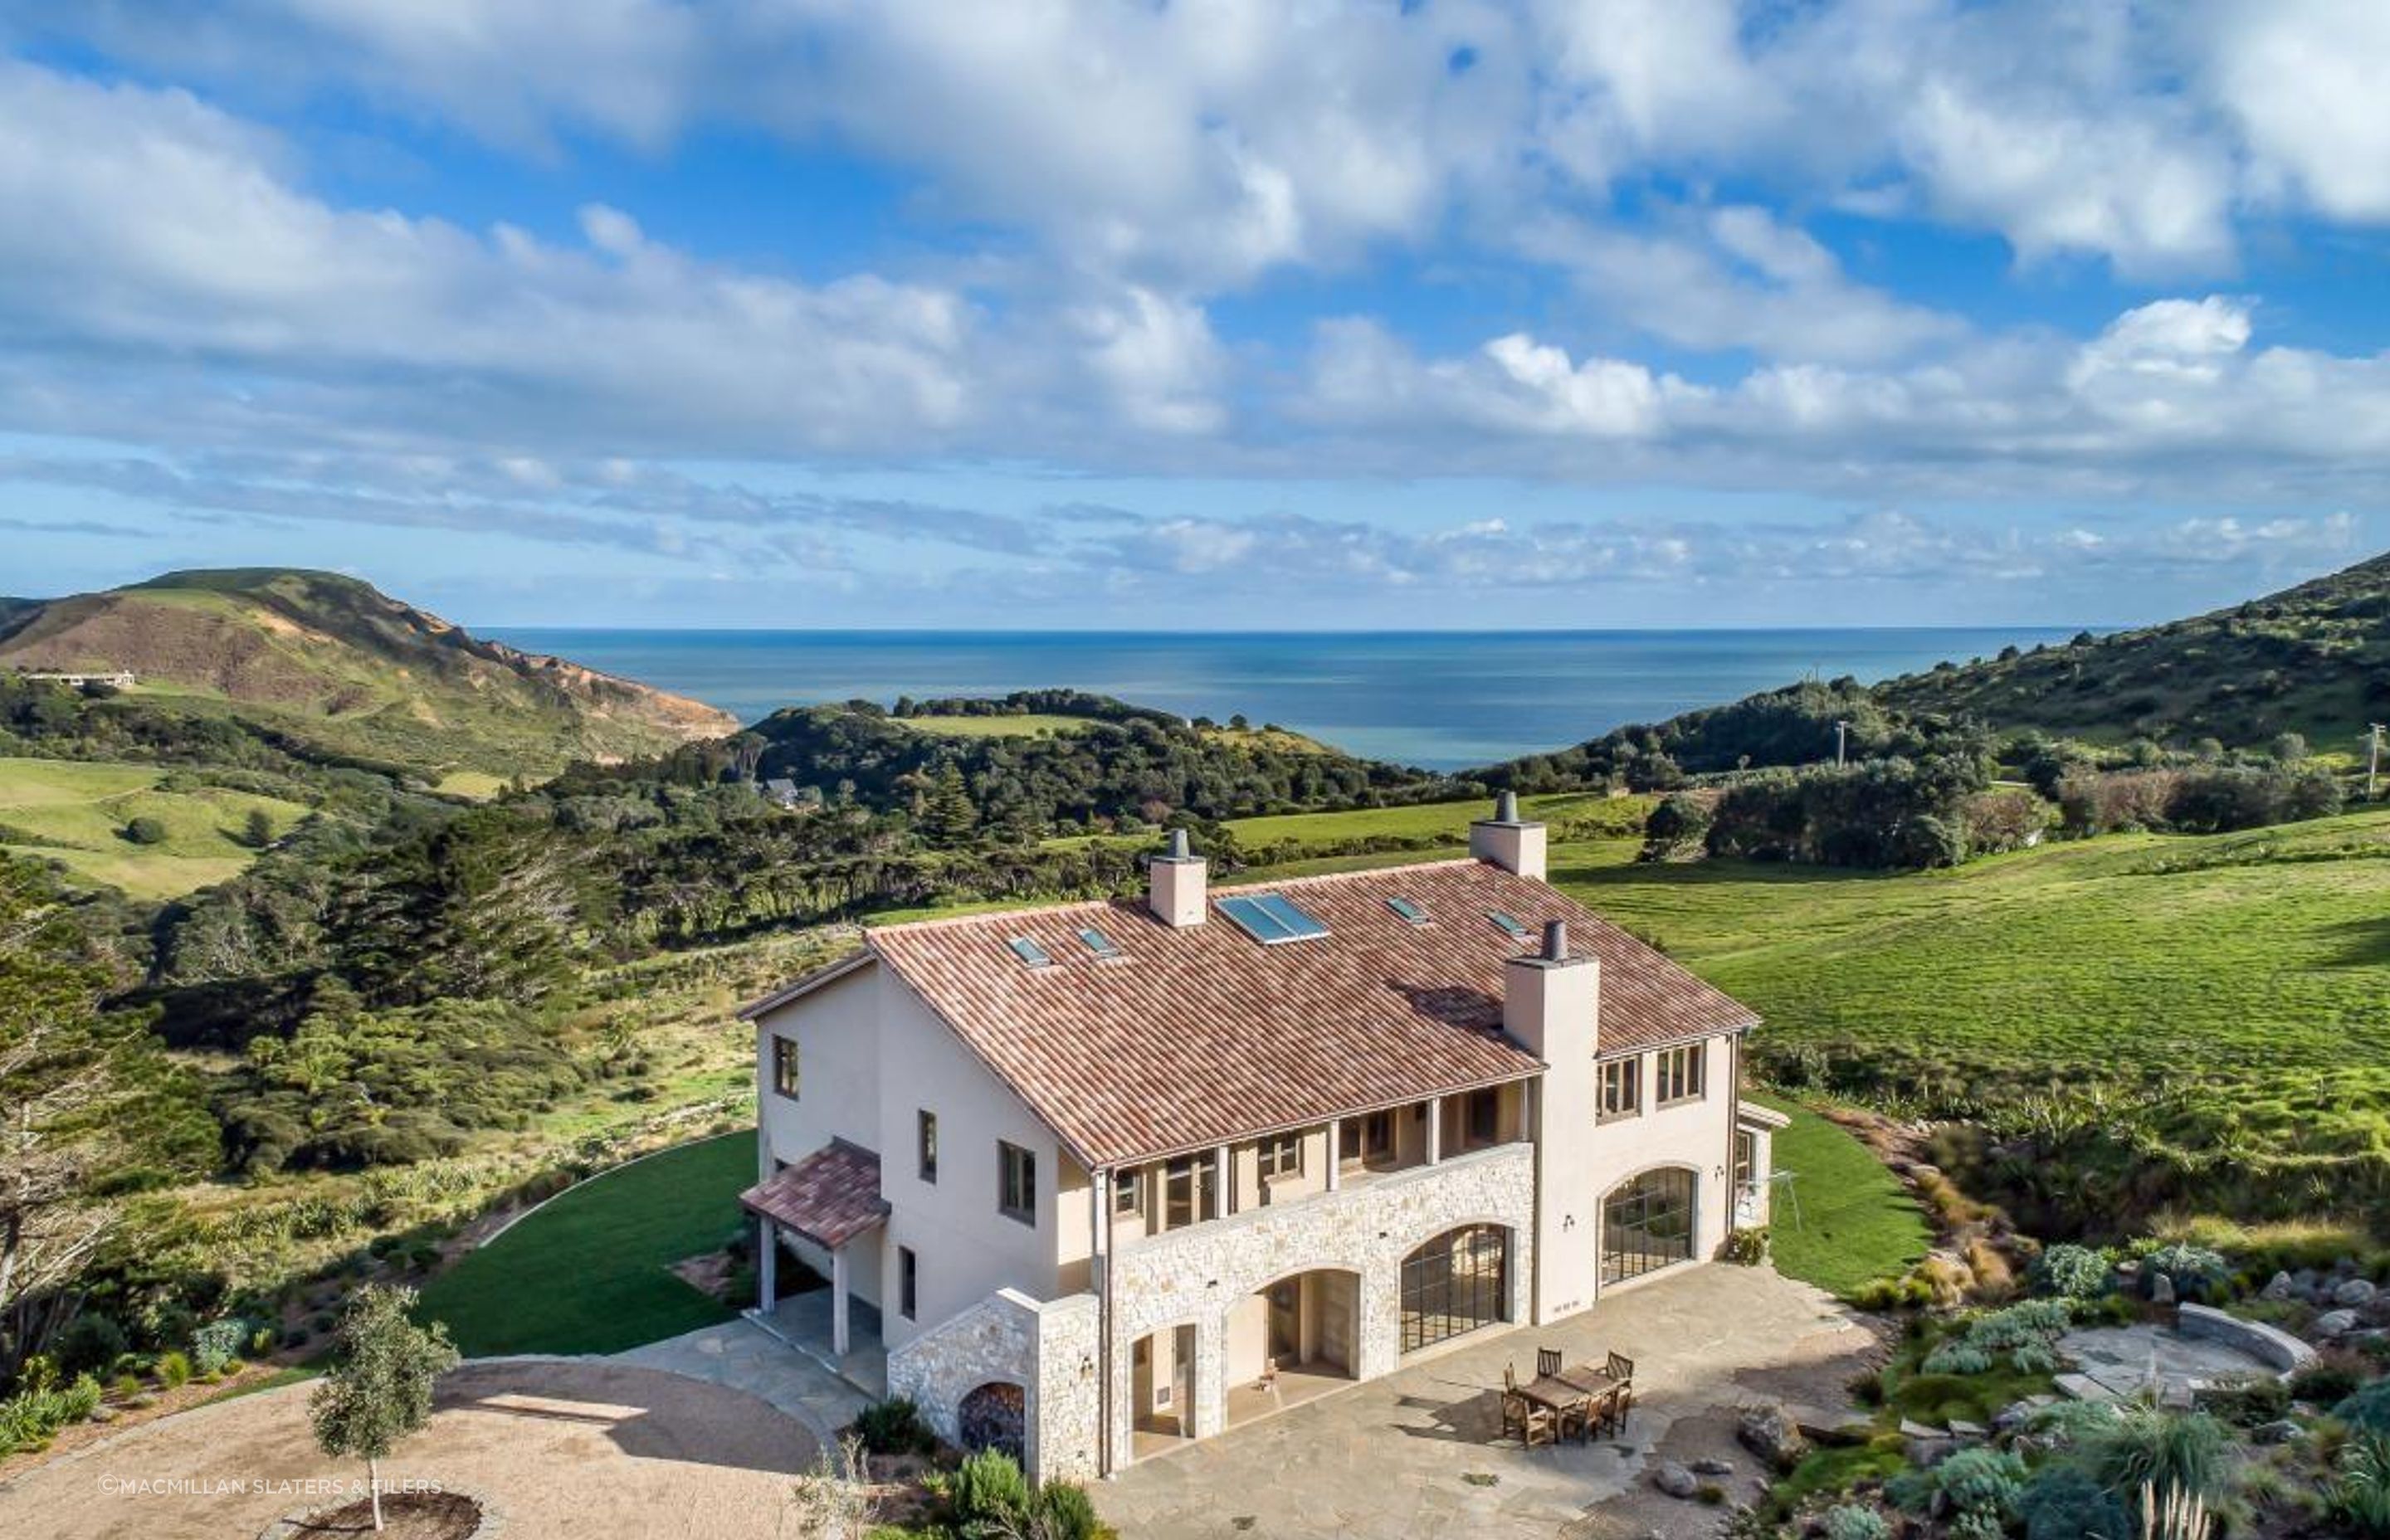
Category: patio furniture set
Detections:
[{"x1": 1500, "y1": 1348, "x2": 1635, "y2": 1448}]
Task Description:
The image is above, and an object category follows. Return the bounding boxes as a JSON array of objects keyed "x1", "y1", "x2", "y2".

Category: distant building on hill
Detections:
[
  {"x1": 22, "y1": 669, "x2": 137, "y2": 689},
  {"x1": 762, "y1": 777, "x2": 818, "y2": 810}
]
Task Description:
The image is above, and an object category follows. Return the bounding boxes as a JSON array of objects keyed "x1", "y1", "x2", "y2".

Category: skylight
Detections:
[
  {"x1": 1386, "y1": 896, "x2": 1429, "y2": 925},
  {"x1": 1007, "y1": 937, "x2": 1054, "y2": 968},
  {"x1": 1217, "y1": 892, "x2": 1330, "y2": 945},
  {"x1": 1076, "y1": 926, "x2": 1121, "y2": 959},
  {"x1": 1486, "y1": 910, "x2": 1531, "y2": 943}
]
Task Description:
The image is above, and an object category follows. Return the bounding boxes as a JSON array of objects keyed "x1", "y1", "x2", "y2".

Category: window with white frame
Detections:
[
  {"x1": 997, "y1": 1141, "x2": 1036, "y2": 1226},
  {"x1": 772, "y1": 1036, "x2": 801, "y2": 1099}
]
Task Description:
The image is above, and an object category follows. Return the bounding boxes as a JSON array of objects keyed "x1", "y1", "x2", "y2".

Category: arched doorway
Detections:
[
  {"x1": 1225, "y1": 1269, "x2": 1358, "y2": 1426},
  {"x1": 957, "y1": 1382, "x2": 1026, "y2": 1464},
  {"x1": 1602, "y1": 1167, "x2": 1696, "y2": 1285},
  {"x1": 1399, "y1": 1224, "x2": 1511, "y2": 1353}
]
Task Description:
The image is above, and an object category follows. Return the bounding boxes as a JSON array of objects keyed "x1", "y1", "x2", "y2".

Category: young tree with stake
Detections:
[{"x1": 310, "y1": 1285, "x2": 459, "y2": 1532}]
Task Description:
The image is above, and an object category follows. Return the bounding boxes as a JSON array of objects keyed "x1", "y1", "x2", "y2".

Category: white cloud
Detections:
[{"x1": 2203, "y1": 0, "x2": 2390, "y2": 220}]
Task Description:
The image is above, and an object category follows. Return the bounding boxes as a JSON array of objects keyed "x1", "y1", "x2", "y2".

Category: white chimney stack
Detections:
[
  {"x1": 1148, "y1": 828, "x2": 1207, "y2": 927},
  {"x1": 1469, "y1": 791, "x2": 1547, "y2": 880},
  {"x1": 1503, "y1": 918, "x2": 1602, "y2": 1323}
]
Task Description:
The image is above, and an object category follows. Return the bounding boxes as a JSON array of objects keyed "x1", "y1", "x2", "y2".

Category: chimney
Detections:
[
  {"x1": 1148, "y1": 829, "x2": 1207, "y2": 927},
  {"x1": 1503, "y1": 919, "x2": 1601, "y2": 1324},
  {"x1": 1469, "y1": 792, "x2": 1548, "y2": 880}
]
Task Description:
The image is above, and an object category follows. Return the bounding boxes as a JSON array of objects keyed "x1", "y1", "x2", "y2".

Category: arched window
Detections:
[
  {"x1": 1399, "y1": 1224, "x2": 1510, "y2": 1353},
  {"x1": 1602, "y1": 1167, "x2": 1695, "y2": 1284}
]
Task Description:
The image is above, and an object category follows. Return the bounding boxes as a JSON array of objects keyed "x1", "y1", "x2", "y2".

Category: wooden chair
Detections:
[
  {"x1": 1500, "y1": 1366, "x2": 1557, "y2": 1448},
  {"x1": 1606, "y1": 1350, "x2": 1635, "y2": 1386},
  {"x1": 1601, "y1": 1382, "x2": 1634, "y2": 1437},
  {"x1": 1537, "y1": 1347, "x2": 1564, "y2": 1378}
]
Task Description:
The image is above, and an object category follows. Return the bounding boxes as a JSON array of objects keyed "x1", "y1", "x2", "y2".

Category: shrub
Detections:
[
  {"x1": 2296, "y1": 1351, "x2": 2371, "y2": 1407},
  {"x1": 55, "y1": 1313, "x2": 129, "y2": 1377},
  {"x1": 947, "y1": 1448, "x2": 1032, "y2": 1533},
  {"x1": 2037, "y1": 1244, "x2": 2114, "y2": 1300},
  {"x1": 1822, "y1": 1504, "x2": 1892, "y2": 1540},
  {"x1": 120, "y1": 815, "x2": 168, "y2": 845},
  {"x1": 250, "y1": 1325, "x2": 278, "y2": 1359},
  {"x1": 1033, "y1": 1481, "x2": 1103, "y2": 1540},
  {"x1": 2139, "y1": 1243, "x2": 2227, "y2": 1300},
  {"x1": 191, "y1": 1318, "x2": 248, "y2": 1377},
  {"x1": 2196, "y1": 1374, "x2": 2290, "y2": 1429},
  {"x1": 2333, "y1": 1427, "x2": 2390, "y2": 1537},
  {"x1": 1723, "y1": 1227, "x2": 1768, "y2": 1266},
  {"x1": 2082, "y1": 1406, "x2": 2232, "y2": 1507},
  {"x1": 851, "y1": 1396, "x2": 939, "y2": 1457},
  {"x1": 1935, "y1": 1446, "x2": 2028, "y2": 1522},
  {"x1": 2020, "y1": 1466, "x2": 2130, "y2": 1540},
  {"x1": 155, "y1": 1350, "x2": 192, "y2": 1389},
  {"x1": 61, "y1": 1374, "x2": 102, "y2": 1422},
  {"x1": 2338, "y1": 1380, "x2": 2390, "y2": 1433},
  {"x1": 1923, "y1": 1299, "x2": 2071, "y2": 1375}
]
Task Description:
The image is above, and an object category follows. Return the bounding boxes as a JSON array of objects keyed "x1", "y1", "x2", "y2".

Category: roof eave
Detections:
[{"x1": 735, "y1": 947, "x2": 876, "y2": 1021}]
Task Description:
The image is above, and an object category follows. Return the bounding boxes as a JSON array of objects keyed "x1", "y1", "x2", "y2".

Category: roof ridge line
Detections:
[{"x1": 866, "y1": 854, "x2": 1491, "y2": 934}]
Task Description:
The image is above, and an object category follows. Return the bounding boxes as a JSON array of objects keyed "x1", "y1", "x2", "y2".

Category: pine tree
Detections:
[{"x1": 923, "y1": 763, "x2": 978, "y2": 848}]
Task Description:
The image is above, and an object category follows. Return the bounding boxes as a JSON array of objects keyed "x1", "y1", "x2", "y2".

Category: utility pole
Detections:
[
  {"x1": 1834, "y1": 719, "x2": 1850, "y2": 768},
  {"x1": 2370, "y1": 723, "x2": 2384, "y2": 802}
]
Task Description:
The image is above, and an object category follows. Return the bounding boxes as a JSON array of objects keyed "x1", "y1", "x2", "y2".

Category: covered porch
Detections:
[{"x1": 739, "y1": 1138, "x2": 891, "y2": 1397}]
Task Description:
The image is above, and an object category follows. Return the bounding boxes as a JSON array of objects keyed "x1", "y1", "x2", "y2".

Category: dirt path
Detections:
[{"x1": 0, "y1": 1360, "x2": 822, "y2": 1540}]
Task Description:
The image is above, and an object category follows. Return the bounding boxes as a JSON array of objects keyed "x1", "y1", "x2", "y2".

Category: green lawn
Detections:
[
  {"x1": 1225, "y1": 791, "x2": 1640, "y2": 847},
  {"x1": 0, "y1": 756, "x2": 311, "y2": 899},
  {"x1": 900, "y1": 713, "x2": 1099, "y2": 738},
  {"x1": 1749, "y1": 1094, "x2": 1930, "y2": 1299},
  {"x1": 415, "y1": 1131, "x2": 754, "y2": 1356}
]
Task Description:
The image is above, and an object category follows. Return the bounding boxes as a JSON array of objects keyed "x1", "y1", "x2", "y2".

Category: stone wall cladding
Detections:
[
  {"x1": 1104, "y1": 1142, "x2": 1536, "y2": 1469},
  {"x1": 886, "y1": 1287, "x2": 1103, "y2": 1485}
]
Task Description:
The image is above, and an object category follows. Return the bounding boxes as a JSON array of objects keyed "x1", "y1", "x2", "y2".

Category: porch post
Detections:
[
  {"x1": 1425, "y1": 1097, "x2": 1443, "y2": 1165},
  {"x1": 1214, "y1": 1143, "x2": 1231, "y2": 1218},
  {"x1": 758, "y1": 1218, "x2": 778, "y2": 1313},
  {"x1": 1324, "y1": 1118, "x2": 1341, "y2": 1192},
  {"x1": 832, "y1": 1245, "x2": 851, "y2": 1357}
]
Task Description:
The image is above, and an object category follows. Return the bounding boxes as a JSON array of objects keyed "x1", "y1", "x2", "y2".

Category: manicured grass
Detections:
[
  {"x1": 1749, "y1": 1094, "x2": 1930, "y2": 1299},
  {"x1": 900, "y1": 713, "x2": 1099, "y2": 738},
  {"x1": 0, "y1": 756, "x2": 310, "y2": 899},
  {"x1": 414, "y1": 1131, "x2": 754, "y2": 1357}
]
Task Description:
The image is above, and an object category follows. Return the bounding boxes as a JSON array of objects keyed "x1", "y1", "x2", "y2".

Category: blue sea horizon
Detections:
[{"x1": 490, "y1": 626, "x2": 2082, "y2": 772}]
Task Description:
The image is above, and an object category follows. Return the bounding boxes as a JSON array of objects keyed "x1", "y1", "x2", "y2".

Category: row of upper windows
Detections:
[
  {"x1": 769, "y1": 1034, "x2": 1038, "y2": 1229},
  {"x1": 1596, "y1": 1041, "x2": 1709, "y2": 1123}
]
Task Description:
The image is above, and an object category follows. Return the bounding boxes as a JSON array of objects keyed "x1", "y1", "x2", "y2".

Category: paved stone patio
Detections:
[
  {"x1": 1095, "y1": 1264, "x2": 1866, "y2": 1540},
  {"x1": 2056, "y1": 1323, "x2": 2282, "y2": 1406},
  {"x1": 613, "y1": 1315, "x2": 874, "y2": 1445}
]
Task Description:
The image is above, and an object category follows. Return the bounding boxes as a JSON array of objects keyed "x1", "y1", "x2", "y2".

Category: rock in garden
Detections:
[
  {"x1": 1992, "y1": 1401, "x2": 2038, "y2": 1433},
  {"x1": 2317, "y1": 1309, "x2": 2360, "y2": 1339},
  {"x1": 2150, "y1": 1272, "x2": 2177, "y2": 1305},
  {"x1": 2335, "y1": 1279, "x2": 2378, "y2": 1307},
  {"x1": 1905, "y1": 1436, "x2": 1955, "y2": 1469},
  {"x1": 1652, "y1": 1461, "x2": 1699, "y2": 1499},
  {"x1": 2253, "y1": 1420, "x2": 2306, "y2": 1445},
  {"x1": 1946, "y1": 1419, "x2": 1988, "y2": 1440},
  {"x1": 1691, "y1": 1457, "x2": 1734, "y2": 1476},
  {"x1": 2262, "y1": 1271, "x2": 2295, "y2": 1301}
]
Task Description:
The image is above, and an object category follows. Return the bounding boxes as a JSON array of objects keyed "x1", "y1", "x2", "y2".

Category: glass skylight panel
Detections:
[
  {"x1": 1217, "y1": 892, "x2": 1329, "y2": 944},
  {"x1": 1076, "y1": 926, "x2": 1121, "y2": 959},
  {"x1": 1486, "y1": 910, "x2": 1531, "y2": 943},
  {"x1": 1007, "y1": 936, "x2": 1054, "y2": 968},
  {"x1": 1386, "y1": 896, "x2": 1429, "y2": 925}
]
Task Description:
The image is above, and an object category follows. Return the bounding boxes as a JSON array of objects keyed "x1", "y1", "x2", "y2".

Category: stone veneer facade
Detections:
[
  {"x1": 1100, "y1": 1141, "x2": 1537, "y2": 1472},
  {"x1": 887, "y1": 1288, "x2": 1103, "y2": 1482}
]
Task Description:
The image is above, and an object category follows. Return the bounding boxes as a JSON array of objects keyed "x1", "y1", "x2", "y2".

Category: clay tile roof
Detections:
[
  {"x1": 739, "y1": 1138, "x2": 889, "y2": 1248},
  {"x1": 866, "y1": 859, "x2": 1758, "y2": 1169}
]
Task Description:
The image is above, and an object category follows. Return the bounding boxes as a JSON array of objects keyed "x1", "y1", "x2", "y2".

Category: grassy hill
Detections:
[
  {"x1": 0, "y1": 757, "x2": 310, "y2": 899},
  {"x1": 1875, "y1": 550, "x2": 2390, "y2": 753},
  {"x1": 0, "y1": 568, "x2": 734, "y2": 777}
]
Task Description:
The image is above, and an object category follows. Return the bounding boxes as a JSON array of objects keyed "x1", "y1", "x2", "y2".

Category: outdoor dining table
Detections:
[{"x1": 1515, "y1": 1367, "x2": 1622, "y2": 1440}]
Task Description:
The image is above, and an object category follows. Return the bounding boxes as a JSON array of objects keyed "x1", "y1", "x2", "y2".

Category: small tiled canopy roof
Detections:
[
  {"x1": 740, "y1": 1138, "x2": 889, "y2": 1248},
  {"x1": 863, "y1": 859, "x2": 1758, "y2": 1169}
]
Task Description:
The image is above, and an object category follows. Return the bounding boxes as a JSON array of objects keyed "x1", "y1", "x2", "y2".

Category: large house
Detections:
[{"x1": 739, "y1": 796, "x2": 1779, "y2": 1481}]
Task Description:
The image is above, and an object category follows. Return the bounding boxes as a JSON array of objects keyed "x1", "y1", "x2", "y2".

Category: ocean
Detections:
[{"x1": 489, "y1": 627, "x2": 2077, "y2": 772}]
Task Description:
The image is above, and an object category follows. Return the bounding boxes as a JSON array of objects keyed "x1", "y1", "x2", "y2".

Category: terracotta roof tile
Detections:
[
  {"x1": 740, "y1": 1138, "x2": 889, "y2": 1247},
  {"x1": 866, "y1": 860, "x2": 1757, "y2": 1168}
]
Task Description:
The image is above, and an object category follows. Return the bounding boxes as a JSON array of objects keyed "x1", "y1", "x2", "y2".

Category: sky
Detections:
[{"x1": 1, "y1": 1, "x2": 2388, "y2": 630}]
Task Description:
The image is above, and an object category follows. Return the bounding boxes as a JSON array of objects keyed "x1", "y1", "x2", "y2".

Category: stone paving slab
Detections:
[
  {"x1": 613, "y1": 1317, "x2": 873, "y2": 1446},
  {"x1": 2056, "y1": 1324, "x2": 2280, "y2": 1406},
  {"x1": 1095, "y1": 1265, "x2": 1863, "y2": 1540}
]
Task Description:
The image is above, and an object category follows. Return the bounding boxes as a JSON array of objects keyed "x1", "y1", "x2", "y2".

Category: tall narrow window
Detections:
[
  {"x1": 1112, "y1": 1167, "x2": 1143, "y2": 1217},
  {"x1": 1465, "y1": 1089, "x2": 1500, "y2": 1146},
  {"x1": 772, "y1": 1036, "x2": 801, "y2": 1099},
  {"x1": 997, "y1": 1142, "x2": 1036, "y2": 1226},
  {"x1": 1656, "y1": 1044, "x2": 1707, "y2": 1106},
  {"x1": 898, "y1": 1245, "x2": 918, "y2": 1321},
  {"x1": 1598, "y1": 1057, "x2": 1641, "y2": 1122},
  {"x1": 1161, "y1": 1156, "x2": 1217, "y2": 1230},
  {"x1": 917, "y1": 1109, "x2": 939, "y2": 1183}
]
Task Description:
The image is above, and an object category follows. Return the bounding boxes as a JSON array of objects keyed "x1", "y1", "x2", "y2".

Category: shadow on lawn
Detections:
[{"x1": 2320, "y1": 914, "x2": 2390, "y2": 968}]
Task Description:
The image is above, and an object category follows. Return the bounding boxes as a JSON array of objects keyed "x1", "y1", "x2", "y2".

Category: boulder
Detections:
[
  {"x1": 2317, "y1": 1309, "x2": 2360, "y2": 1339},
  {"x1": 1946, "y1": 1419, "x2": 1988, "y2": 1440},
  {"x1": 1652, "y1": 1461, "x2": 1698, "y2": 1499},
  {"x1": 2150, "y1": 1272, "x2": 2177, "y2": 1306},
  {"x1": 2252, "y1": 1420, "x2": 2307, "y2": 1445},
  {"x1": 1738, "y1": 1404, "x2": 1808, "y2": 1472},
  {"x1": 2335, "y1": 1279, "x2": 2378, "y2": 1308},
  {"x1": 1690, "y1": 1457, "x2": 1735, "y2": 1477},
  {"x1": 2261, "y1": 1271, "x2": 2296, "y2": 1302},
  {"x1": 1992, "y1": 1400, "x2": 2038, "y2": 1434}
]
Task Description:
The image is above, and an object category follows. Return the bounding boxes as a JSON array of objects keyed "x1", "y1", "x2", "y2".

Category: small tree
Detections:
[
  {"x1": 242, "y1": 808, "x2": 274, "y2": 849},
  {"x1": 120, "y1": 816, "x2": 167, "y2": 846},
  {"x1": 309, "y1": 1285, "x2": 459, "y2": 1532}
]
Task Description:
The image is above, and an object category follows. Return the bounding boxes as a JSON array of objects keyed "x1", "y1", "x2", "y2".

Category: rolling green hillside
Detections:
[
  {"x1": 0, "y1": 757, "x2": 310, "y2": 899},
  {"x1": 0, "y1": 568, "x2": 734, "y2": 777},
  {"x1": 1875, "y1": 549, "x2": 2390, "y2": 752}
]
